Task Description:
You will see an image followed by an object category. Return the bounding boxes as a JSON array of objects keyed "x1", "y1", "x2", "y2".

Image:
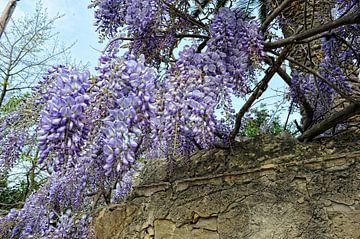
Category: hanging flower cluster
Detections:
[{"x1": 37, "y1": 68, "x2": 91, "y2": 171}]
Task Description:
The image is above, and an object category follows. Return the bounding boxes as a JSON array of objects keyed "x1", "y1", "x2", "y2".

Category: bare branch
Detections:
[
  {"x1": 6, "y1": 86, "x2": 32, "y2": 92},
  {"x1": 265, "y1": 8, "x2": 360, "y2": 49},
  {"x1": 272, "y1": 51, "x2": 359, "y2": 104},
  {"x1": 160, "y1": 0, "x2": 208, "y2": 31},
  {"x1": 229, "y1": 45, "x2": 293, "y2": 140},
  {"x1": 264, "y1": 56, "x2": 290, "y2": 85},
  {"x1": 260, "y1": 0, "x2": 294, "y2": 32},
  {"x1": 0, "y1": 201, "x2": 24, "y2": 207},
  {"x1": 0, "y1": 4, "x2": 72, "y2": 107},
  {"x1": 102, "y1": 36, "x2": 133, "y2": 53},
  {"x1": 270, "y1": 61, "x2": 314, "y2": 131},
  {"x1": 298, "y1": 103, "x2": 360, "y2": 142},
  {"x1": 175, "y1": 33, "x2": 209, "y2": 39}
]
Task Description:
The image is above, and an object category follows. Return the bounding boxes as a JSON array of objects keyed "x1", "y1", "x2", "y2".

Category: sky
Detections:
[{"x1": 0, "y1": 0, "x2": 104, "y2": 68}]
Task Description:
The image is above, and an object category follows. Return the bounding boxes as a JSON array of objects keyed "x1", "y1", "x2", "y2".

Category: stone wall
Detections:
[{"x1": 93, "y1": 133, "x2": 360, "y2": 239}]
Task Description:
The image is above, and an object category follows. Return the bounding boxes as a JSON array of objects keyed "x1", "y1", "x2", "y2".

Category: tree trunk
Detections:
[
  {"x1": 0, "y1": 74, "x2": 9, "y2": 108},
  {"x1": 0, "y1": 0, "x2": 17, "y2": 39}
]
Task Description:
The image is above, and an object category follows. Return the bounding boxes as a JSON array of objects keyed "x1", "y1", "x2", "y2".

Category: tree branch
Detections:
[
  {"x1": 0, "y1": 68, "x2": 11, "y2": 107},
  {"x1": 264, "y1": 56, "x2": 290, "y2": 85},
  {"x1": 270, "y1": 61, "x2": 314, "y2": 131},
  {"x1": 260, "y1": 0, "x2": 294, "y2": 32},
  {"x1": 264, "y1": 8, "x2": 360, "y2": 49},
  {"x1": 298, "y1": 103, "x2": 360, "y2": 142},
  {"x1": 0, "y1": 201, "x2": 24, "y2": 207},
  {"x1": 229, "y1": 45, "x2": 293, "y2": 140},
  {"x1": 175, "y1": 33, "x2": 209, "y2": 39},
  {"x1": 160, "y1": 0, "x2": 208, "y2": 31},
  {"x1": 271, "y1": 51, "x2": 359, "y2": 104},
  {"x1": 6, "y1": 86, "x2": 31, "y2": 92}
]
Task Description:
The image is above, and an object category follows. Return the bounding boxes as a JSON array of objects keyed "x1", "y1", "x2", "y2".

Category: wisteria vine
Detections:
[{"x1": 0, "y1": 0, "x2": 358, "y2": 238}]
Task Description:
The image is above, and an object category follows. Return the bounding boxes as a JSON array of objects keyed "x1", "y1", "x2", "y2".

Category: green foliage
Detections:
[
  {"x1": 0, "y1": 153, "x2": 44, "y2": 212},
  {"x1": 236, "y1": 0, "x2": 268, "y2": 20},
  {"x1": 241, "y1": 104, "x2": 291, "y2": 137},
  {"x1": 271, "y1": 119, "x2": 283, "y2": 135},
  {"x1": 0, "y1": 93, "x2": 29, "y2": 113},
  {"x1": 0, "y1": 177, "x2": 26, "y2": 211},
  {"x1": 137, "y1": 155, "x2": 146, "y2": 162}
]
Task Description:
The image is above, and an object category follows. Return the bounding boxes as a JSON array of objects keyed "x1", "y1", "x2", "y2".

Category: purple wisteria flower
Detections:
[
  {"x1": 208, "y1": 7, "x2": 265, "y2": 93},
  {"x1": 92, "y1": 0, "x2": 177, "y2": 65},
  {"x1": 37, "y1": 68, "x2": 91, "y2": 171},
  {"x1": 93, "y1": 54, "x2": 157, "y2": 176}
]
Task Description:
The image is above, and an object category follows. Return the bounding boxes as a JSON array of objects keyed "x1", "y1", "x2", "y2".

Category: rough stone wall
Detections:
[{"x1": 93, "y1": 133, "x2": 360, "y2": 239}]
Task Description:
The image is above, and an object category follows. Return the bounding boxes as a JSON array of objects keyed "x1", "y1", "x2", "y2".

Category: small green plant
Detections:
[{"x1": 241, "y1": 104, "x2": 290, "y2": 137}]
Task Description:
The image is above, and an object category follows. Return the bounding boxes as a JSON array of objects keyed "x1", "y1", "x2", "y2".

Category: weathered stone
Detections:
[
  {"x1": 143, "y1": 234, "x2": 152, "y2": 239},
  {"x1": 93, "y1": 133, "x2": 360, "y2": 239},
  {"x1": 154, "y1": 219, "x2": 219, "y2": 239},
  {"x1": 193, "y1": 217, "x2": 217, "y2": 231},
  {"x1": 146, "y1": 225, "x2": 154, "y2": 236}
]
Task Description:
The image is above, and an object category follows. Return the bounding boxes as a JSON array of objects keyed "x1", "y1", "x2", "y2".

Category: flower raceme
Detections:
[
  {"x1": 208, "y1": 7, "x2": 265, "y2": 91},
  {"x1": 37, "y1": 68, "x2": 91, "y2": 171},
  {"x1": 92, "y1": 0, "x2": 177, "y2": 65},
  {"x1": 94, "y1": 54, "x2": 158, "y2": 175}
]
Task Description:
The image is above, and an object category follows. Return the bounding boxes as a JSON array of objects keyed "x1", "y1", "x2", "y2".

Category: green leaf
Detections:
[{"x1": 0, "y1": 93, "x2": 30, "y2": 113}]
